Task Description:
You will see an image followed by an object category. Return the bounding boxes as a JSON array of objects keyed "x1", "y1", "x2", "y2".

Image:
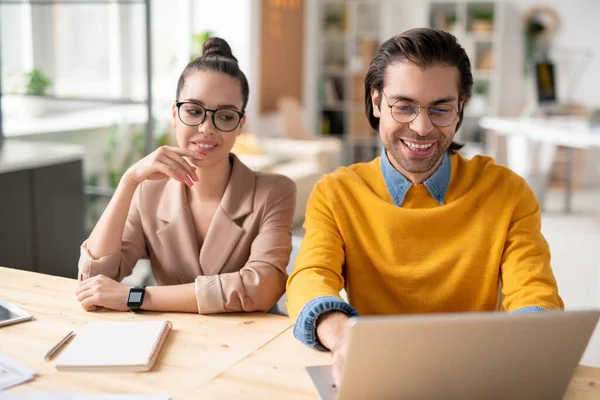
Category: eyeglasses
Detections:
[
  {"x1": 175, "y1": 101, "x2": 245, "y2": 132},
  {"x1": 381, "y1": 91, "x2": 460, "y2": 128}
]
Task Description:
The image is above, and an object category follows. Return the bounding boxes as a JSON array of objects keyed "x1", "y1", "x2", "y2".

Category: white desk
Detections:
[{"x1": 480, "y1": 116, "x2": 600, "y2": 213}]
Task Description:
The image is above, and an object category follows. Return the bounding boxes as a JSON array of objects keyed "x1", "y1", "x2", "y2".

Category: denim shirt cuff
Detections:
[
  {"x1": 511, "y1": 306, "x2": 547, "y2": 314},
  {"x1": 293, "y1": 296, "x2": 359, "y2": 352}
]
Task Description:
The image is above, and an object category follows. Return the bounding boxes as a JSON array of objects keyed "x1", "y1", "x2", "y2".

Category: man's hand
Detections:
[
  {"x1": 316, "y1": 311, "x2": 351, "y2": 387},
  {"x1": 76, "y1": 274, "x2": 130, "y2": 312}
]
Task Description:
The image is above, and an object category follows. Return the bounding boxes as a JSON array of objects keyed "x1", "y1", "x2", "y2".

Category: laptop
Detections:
[{"x1": 307, "y1": 310, "x2": 600, "y2": 400}]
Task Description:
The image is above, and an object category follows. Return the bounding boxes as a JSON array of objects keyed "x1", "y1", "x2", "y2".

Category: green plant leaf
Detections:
[
  {"x1": 191, "y1": 31, "x2": 213, "y2": 60},
  {"x1": 25, "y1": 68, "x2": 52, "y2": 96}
]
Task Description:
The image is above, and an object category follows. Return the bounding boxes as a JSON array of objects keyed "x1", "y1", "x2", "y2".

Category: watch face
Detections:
[{"x1": 129, "y1": 291, "x2": 143, "y2": 304}]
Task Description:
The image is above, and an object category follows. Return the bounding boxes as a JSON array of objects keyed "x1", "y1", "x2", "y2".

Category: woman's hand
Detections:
[
  {"x1": 124, "y1": 146, "x2": 204, "y2": 186},
  {"x1": 76, "y1": 274, "x2": 132, "y2": 312}
]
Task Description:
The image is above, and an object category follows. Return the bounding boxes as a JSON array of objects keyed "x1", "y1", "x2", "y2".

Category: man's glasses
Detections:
[
  {"x1": 381, "y1": 91, "x2": 460, "y2": 127},
  {"x1": 175, "y1": 101, "x2": 244, "y2": 132}
]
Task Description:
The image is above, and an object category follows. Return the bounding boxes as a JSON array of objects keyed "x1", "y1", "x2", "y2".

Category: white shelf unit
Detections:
[
  {"x1": 426, "y1": 0, "x2": 525, "y2": 146},
  {"x1": 307, "y1": 0, "x2": 524, "y2": 160},
  {"x1": 315, "y1": 0, "x2": 384, "y2": 164},
  {"x1": 374, "y1": 0, "x2": 525, "y2": 152}
]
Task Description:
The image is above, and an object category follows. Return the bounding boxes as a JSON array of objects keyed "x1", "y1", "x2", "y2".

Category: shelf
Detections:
[
  {"x1": 3, "y1": 103, "x2": 148, "y2": 137},
  {"x1": 323, "y1": 32, "x2": 347, "y2": 41},
  {"x1": 321, "y1": 101, "x2": 365, "y2": 112},
  {"x1": 352, "y1": 31, "x2": 380, "y2": 40},
  {"x1": 317, "y1": 0, "x2": 382, "y2": 164},
  {"x1": 0, "y1": 0, "x2": 144, "y2": 4},
  {"x1": 347, "y1": 136, "x2": 379, "y2": 146},
  {"x1": 473, "y1": 70, "x2": 493, "y2": 80},
  {"x1": 321, "y1": 104, "x2": 346, "y2": 112},
  {"x1": 463, "y1": 113, "x2": 486, "y2": 119},
  {"x1": 323, "y1": 66, "x2": 347, "y2": 76},
  {"x1": 470, "y1": 32, "x2": 494, "y2": 42}
]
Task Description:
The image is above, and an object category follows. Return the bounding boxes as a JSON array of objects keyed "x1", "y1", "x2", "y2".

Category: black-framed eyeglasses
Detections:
[
  {"x1": 175, "y1": 101, "x2": 245, "y2": 132},
  {"x1": 381, "y1": 90, "x2": 460, "y2": 128}
]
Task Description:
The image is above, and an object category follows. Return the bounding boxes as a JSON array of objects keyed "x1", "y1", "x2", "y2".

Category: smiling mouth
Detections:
[
  {"x1": 401, "y1": 139, "x2": 434, "y2": 152},
  {"x1": 193, "y1": 142, "x2": 218, "y2": 150}
]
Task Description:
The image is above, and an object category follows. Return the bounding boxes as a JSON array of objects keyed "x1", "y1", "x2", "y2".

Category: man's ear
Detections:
[
  {"x1": 371, "y1": 88, "x2": 381, "y2": 118},
  {"x1": 455, "y1": 99, "x2": 465, "y2": 131}
]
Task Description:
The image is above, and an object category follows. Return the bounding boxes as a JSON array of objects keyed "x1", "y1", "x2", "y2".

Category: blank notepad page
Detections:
[{"x1": 55, "y1": 321, "x2": 171, "y2": 371}]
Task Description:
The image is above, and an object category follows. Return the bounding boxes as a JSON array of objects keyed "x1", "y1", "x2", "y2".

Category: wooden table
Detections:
[
  {"x1": 183, "y1": 328, "x2": 330, "y2": 399},
  {"x1": 0, "y1": 267, "x2": 294, "y2": 398},
  {"x1": 2, "y1": 267, "x2": 600, "y2": 399}
]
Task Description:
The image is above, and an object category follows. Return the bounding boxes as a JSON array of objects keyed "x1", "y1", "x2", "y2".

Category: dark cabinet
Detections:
[
  {"x1": 0, "y1": 169, "x2": 35, "y2": 271},
  {"x1": 0, "y1": 160, "x2": 84, "y2": 278}
]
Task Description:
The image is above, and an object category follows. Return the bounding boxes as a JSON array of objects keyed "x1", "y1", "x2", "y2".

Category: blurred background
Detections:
[{"x1": 0, "y1": 0, "x2": 599, "y2": 318}]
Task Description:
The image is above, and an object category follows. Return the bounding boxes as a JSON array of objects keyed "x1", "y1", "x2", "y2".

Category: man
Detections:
[{"x1": 286, "y1": 28, "x2": 563, "y2": 384}]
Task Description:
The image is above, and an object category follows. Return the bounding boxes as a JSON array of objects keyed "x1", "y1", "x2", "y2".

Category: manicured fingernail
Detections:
[
  {"x1": 192, "y1": 172, "x2": 199, "y2": 181},
  {"x1": 186, "y1": 178, "x2": 194, "y2": 186}
]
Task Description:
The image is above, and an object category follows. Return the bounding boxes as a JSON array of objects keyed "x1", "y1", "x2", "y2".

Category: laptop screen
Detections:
[{"x1": 535, "y1": 60, "x2": 557, "y2": 104}]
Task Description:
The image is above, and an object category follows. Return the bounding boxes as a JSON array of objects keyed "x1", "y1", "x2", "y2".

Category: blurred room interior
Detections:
[{"x1": 0, "y1": 0, "x2": 599, "y2": 317}]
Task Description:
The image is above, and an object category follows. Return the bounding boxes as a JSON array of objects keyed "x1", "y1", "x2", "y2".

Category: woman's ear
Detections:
[
  {"x1": 371, "y1": 89, "x2": 381, "y2": 118},
  {"x1": 171, "y1": 103, "x2": 178, "y2": 128},
  {"x1": 237, "y1": 114, "x2": 247, "y2": 136}
]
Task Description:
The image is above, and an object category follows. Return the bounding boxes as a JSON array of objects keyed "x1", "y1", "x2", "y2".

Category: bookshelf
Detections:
[
  {"x1": 426, "y1": 1, "x2": 525, "y2": 149},
  {"x1": 308, "y1": 0, "x2": 524, "y2": 162},
  {"x1": 317, "y1": 0, "x2": 383, "y2": 164}
]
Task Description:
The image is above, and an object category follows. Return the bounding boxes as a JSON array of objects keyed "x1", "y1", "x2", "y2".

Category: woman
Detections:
[{"x1": 76, "y1": 38, "x2": 296, "y2": 314}]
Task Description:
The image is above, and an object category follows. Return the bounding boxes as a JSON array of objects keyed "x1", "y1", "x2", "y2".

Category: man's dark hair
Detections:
[
  {"x1": 364, "y1": 28, "x2": 473, "y2": 151},
  {"x1": 176, "y1": 37, "x2": 249, "y2": 111}
]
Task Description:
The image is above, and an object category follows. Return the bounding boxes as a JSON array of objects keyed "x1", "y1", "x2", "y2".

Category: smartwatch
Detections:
[{"x1": 127, "y1": 286, "x2": 146, "y2": 312}]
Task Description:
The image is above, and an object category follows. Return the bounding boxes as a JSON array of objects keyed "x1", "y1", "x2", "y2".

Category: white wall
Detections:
[
  {"x1": 190, "y1": 1, "x2": 252, "y2": 80},
  {"x1": 511, "y1": 0, "x2": 600, "y2": 185},
  {"x1": 511, "y1": 0, "x2": 600, "y2": 108},
  {"x1": 190, "y1": 0, "x2": 258, "y2": 130}
]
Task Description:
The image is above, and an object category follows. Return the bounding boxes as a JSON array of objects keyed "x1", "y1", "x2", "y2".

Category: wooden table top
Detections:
[
  {"x1": 182, "y1": 328, "x2": 330, "y2": 400},
  {"x1": 2, "y1": 266, "x2": 600, "y2": 399},
  {"x1": 0, "y1": 267, "x2": 292, "y2": 398}
]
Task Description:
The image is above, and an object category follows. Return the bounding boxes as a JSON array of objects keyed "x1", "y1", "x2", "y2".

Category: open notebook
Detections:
[{"x1": 54, "y1": 321, "x2": 172, "y2": 372}]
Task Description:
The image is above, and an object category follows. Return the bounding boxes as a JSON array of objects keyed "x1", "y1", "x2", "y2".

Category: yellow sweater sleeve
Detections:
[
  {"x1": 286, "y1": 178, "x2": 346, "y2": 320},
  {"x1": 501, "y1": 175, "x2": 564, "y2": 311}
]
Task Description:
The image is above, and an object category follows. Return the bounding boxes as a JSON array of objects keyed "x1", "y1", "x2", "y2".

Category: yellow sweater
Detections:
[{"x1": 286, "y1": 153, "x2": 563, "y2": 319}]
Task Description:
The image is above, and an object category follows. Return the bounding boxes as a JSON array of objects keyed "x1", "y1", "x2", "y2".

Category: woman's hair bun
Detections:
[{"x1": 202, "y1": 37, "x2": 237, "y2": 62}]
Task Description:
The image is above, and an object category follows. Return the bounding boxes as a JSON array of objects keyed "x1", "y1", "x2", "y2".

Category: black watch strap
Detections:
[{"x1": 127, "y1": 286, "x2": 146, "y2": 312}]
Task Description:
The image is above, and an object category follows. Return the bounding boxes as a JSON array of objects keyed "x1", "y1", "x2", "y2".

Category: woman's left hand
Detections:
[{"x1": 76, "y1": 274, "x2": 131, "y2": 312}]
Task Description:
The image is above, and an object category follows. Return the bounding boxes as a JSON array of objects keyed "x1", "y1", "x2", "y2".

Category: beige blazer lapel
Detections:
[
  {"x1": 200, "y1": 155, "x2": 255, "y2": 275},
  {"x1": 155, "y1": 178, "x2": 202, "y2": 280}
]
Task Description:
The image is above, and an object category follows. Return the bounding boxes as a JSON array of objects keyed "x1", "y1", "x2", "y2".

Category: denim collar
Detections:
[{"x1": 380, "y1": 148, "x2": 451, "y2": 206}]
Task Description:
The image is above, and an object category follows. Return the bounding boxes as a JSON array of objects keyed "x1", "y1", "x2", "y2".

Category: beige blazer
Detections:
[{"x1": 78, "y1": 155, "x2": 297, "y2": 314}]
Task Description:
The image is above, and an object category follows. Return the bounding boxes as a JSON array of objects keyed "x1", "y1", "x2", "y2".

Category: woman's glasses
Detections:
[{"x1": 175, "y1": 101, "x2": 244, "y2": 132}]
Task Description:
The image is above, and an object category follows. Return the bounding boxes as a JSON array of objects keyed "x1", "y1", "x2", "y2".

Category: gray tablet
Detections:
[{"x1": 0, "y1": 298, "x2": 32, "y2": 327}]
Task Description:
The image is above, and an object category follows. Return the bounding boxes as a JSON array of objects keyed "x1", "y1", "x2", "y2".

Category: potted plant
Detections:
[
  {"x1": 467, "y1": 81, "x2": 489, "y2": 117},
  {"x1": 190, "y1": 31, "x2": 213, "y2": 60},
  {"x1": 471, "y1": 10, "x2": 494, "y2": 33},
  {"x1": 22, "y1": 68, "x2": 52, "y2": 118}
]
